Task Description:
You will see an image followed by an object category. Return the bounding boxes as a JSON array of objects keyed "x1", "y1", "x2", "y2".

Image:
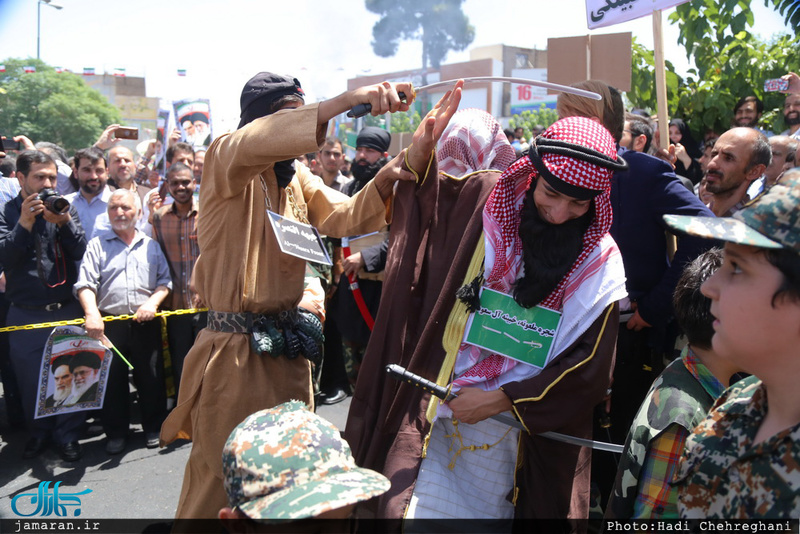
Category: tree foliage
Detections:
[
  {"x1": 765, "y1": 0, "x2": 800, "y2": 33},
  {"x1": 0, "y1": 58, "x2": 120, "y2": 152},
  {"x1": 627, "y1": 38, "x2": 681, "y2": 114},
  {"x1": 627, "y1": 0, "x2": 800, "y2": 138},
  {"x1": 389, "y1": 110, "x2": 423, "y2": 133},
  {"x1": 366, "y1": 0, "x2": 475, "y2": 72},
  {"x1": 508, "y1": 106, "x2": 560, "y2": 140}
]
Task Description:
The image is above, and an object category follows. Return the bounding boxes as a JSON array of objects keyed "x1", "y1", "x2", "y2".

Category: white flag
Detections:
[{"x1": 586, "y1": 0, "x2": 690, "y2": 29}]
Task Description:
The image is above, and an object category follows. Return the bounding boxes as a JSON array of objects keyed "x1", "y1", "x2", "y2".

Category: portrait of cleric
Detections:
[{"x1": 36, "y1": 347, "x2": 110, "y2": 417}]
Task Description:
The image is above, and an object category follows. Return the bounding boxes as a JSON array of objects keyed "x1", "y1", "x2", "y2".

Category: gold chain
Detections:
[
  {"x1": 444, "y1": 419, "x2": 513, "y2": 470},
  {"x1": 284, "y1": 186, "x2": 309, "y2": 224},
  {"x1": 0, "y1": 307, "x2": 208, "y2": 333}
]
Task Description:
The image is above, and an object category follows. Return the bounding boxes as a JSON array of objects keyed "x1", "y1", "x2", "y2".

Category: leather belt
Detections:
[{"x1": 12, "y1": 299, "x2": 72, "y2": 312}]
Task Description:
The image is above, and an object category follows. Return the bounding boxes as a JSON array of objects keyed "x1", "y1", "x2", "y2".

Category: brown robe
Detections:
[
  {"x1": 161, "y1": 104, "x2": 390, "y2": 519},
  {"x1": 344, "y1": 163, "x2": 619, "y2": 521}
]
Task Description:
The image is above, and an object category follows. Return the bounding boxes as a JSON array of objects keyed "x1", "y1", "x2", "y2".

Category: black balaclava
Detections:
[{"x1": 238, "y1": 72, "x2": 305, "y2": 188}]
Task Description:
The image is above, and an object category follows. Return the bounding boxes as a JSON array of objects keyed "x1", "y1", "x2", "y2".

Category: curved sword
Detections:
[
  {"x1": 347, "y1": 76, "x2": 602, "y2": 118},
  {"x1": 385, "y1": 364, "x2": 624, "y2": 454}
]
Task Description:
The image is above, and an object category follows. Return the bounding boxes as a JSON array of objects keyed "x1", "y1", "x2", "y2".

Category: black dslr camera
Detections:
[{"x1": 38, "y1": 188, "x2": 70, "y2": 214}]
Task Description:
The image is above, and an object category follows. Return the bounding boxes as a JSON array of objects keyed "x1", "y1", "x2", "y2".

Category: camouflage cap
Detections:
[
  {"x1": 664, "y1": 169, "x2": 800, "y2": 253},
  {"x1": 222, "y1": 400, "x2": 389, "y2": 522}
]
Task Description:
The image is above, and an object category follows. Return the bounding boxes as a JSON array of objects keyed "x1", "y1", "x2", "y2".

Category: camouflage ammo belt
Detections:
[{"x1": 207, "y1": 309, "x2": 324, "y2": 365}]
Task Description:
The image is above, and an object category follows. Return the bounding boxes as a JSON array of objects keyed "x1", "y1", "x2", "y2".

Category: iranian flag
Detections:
[
  {"x1": 177, "y1": 69, "x2": 187, "y2": 77},
  {"x1": 0, "y1": 65, "x2": 6, "y2": 73},
  {"x1": 23, "y1": 66, "x2": 36, "y2": 73},
  {"x1": 112, "y1": 67, "x2": 126, "y2": 77},
  {"x1": 83, "y1": 67, "x2": 95, "y2": 76}
]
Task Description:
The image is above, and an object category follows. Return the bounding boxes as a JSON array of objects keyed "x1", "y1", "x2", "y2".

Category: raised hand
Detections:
[{"x1": 407, "y1": 80, "x2": 464, "y2": 173}]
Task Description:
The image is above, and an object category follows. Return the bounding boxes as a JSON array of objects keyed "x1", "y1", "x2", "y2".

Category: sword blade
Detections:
[
  {"x1": 384, "y1": 364, "x2": 624, "y2": 454},
  {"x1": 413, "y1": 76, "x2": 602, "y2": 101},
  {"x1": 347, "y1": 76, "x2": 601, "y2": 118}
]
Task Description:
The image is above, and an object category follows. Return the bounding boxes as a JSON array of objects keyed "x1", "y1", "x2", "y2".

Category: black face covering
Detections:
[
  {"x1": 350, "y1": 157, "x2": 388, "y2": 193},
  {"x1": 273, "y1": 159, "x2": 296, "y2": 189},
  {"x1": 513, "y1": 186, "x2": 592, "y2": 308}
]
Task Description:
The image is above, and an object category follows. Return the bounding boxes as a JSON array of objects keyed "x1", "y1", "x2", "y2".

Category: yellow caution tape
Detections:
[{"x1": 0, "y1": 307, "x2": 208, "y2": 333}]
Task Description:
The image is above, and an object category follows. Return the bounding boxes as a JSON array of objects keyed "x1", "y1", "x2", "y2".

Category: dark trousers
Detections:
[
  {"x1": 319, "y1": 292, "x2": 348, "y2": 394},
  {"x1": 166, "y1": 312, "x2": 206, "y2": 398},
  {"x1": 7, "y1": 302, "x2": 85, "y2": 445},
  {"x1": 592, "y1": 325, "x2": 665, "y2": 510},
  {"x1": 0, "y1": 296, "x2": 24, "y2": 427},
  {"x1": 102, "y1": 317, "x2": 166, "y2": 437}
]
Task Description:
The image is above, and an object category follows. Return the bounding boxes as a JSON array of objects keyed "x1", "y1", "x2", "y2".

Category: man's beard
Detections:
[
  {"x1": 351, "y1": 157, "x2": 387, "y2": 189},
  {"x1": 785, "y1": 112, "x2": 800, "y2": 127},
  {"x1": 81, "y1": 181, "x2": 101, "y2": 196},
  {"x1": 513, "y1": 188, "x2": 592, "y2": 308},
  {"x1": 73, "y1": 374, "x2": 97, "y2": 398},
  {"x1": 53, "y1": 384, "x2": 72, "y2": 403},
  {"x1": 703, "y1": 170, "x2": 742, "y2": 195}
]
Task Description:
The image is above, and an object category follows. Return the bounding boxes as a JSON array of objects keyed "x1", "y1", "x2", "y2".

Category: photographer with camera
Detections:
[{"x1": 0, "y1": 150, "x2": 87, "y2": 462}]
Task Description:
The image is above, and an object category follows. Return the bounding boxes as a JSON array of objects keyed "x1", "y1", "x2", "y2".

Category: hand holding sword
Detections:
[
  {"x1": 347, "y1": 76, "x2": 602, "y2": 119},
  {"x1": 385, "y1": 364, "x2": 624, "y2": 454}
]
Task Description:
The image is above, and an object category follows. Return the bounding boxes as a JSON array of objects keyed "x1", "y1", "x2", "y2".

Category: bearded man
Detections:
[
  {"x1": 67, "y1": 351, "x2": 102, "y2": 404},
  {"x1": 337, "y1": 127, "x2": 393, "y2": 388},
  {"x1": 345, "y1": 84, "x2": 628, "y2": 521},
  {"x1": 45, "y1": 356, "x2": 74, "y2": 408},
  {"x1": 76, "y1": 188, "x2": 172, "y2": 455},
  {"x1": 158, "y1": 72, "x2": 416, "y2": 520}
]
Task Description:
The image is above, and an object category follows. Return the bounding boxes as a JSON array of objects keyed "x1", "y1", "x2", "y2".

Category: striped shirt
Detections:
[{"x1": 151, "y1": 200, "x2": 198, "y2": 310}]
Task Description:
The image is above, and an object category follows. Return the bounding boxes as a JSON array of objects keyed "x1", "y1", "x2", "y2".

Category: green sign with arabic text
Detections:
[{"x1": 464, "y1": 288, "x2": 561, "y2": 369}]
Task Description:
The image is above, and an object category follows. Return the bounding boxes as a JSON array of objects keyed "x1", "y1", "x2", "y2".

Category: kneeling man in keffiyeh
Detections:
[{"x1": 345, "y1": 81, "x2": 629, "y2": 523}]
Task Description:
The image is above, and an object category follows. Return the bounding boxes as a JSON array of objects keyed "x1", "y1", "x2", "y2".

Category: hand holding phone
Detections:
[
  {"x1": 114, "y1": 127, "x2": 139, "y2": 140},
  {"x1": 765, "y1": 78, "x2": 790, "y2": 92},
  {"x1": 1, "y1": 137, "x2": 22, "y2": 151}
]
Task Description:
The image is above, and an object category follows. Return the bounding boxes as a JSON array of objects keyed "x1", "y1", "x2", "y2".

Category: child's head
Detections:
[
  {"x1": 673, "y1": 248, "x2": 724, "y2": 351},
  {"x1": 665, "y1": 169, "x2": 800, "y2": 376}
]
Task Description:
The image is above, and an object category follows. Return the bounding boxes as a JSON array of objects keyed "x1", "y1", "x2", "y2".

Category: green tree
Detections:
[
  {"x1": 628, "y1": 0, "x2": 800, "y2": 138},
  {"x1": 366, "y1": 0, "x2": 475, "y2": 75},
  {"x1": 0, "y1": 58, "x2": 120, "y2": 152},
  {"x1": 389, "y1": 110, "x2": 422, "y2": 134},
  {"x1": 628, "y1": 38, "x2": 682, "y2": 114},
  {"x1": 508, "y1": 106, "x2": 559, "y2": 140},
  {"x1": 765, "y1": 0, "x2": 799, "y2": 33}
]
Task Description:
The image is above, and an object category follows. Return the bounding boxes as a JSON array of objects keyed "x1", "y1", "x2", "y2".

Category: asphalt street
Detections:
[{"x1": 0, "y1": 385, "x2": 352, "y2": 523}]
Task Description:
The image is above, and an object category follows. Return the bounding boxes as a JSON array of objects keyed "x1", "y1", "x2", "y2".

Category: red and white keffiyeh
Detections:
[
  {"x1": 437, "y1": 108, "x2": 517, "y2": 177},
  {"x1": 443, "y1": 116, "x2": 627, "y2": 400}
]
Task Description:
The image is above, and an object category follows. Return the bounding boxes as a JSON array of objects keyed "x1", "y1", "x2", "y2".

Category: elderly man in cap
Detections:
[
  {"x1": 219, "y1": 401, "x2": 389, "y2": 532},
  {"x1": 347, "y1": 85, "x2": 628, "y2": 520},
  {"x1": 161, "y1": 72, "x2": 414, "y2": 520}
]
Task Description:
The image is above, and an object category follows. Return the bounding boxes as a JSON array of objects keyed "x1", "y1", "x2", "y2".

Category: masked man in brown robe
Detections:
[
  {"x1": 160, "y1": 72, "x2": 415, "y2": 519},
  {"x1": 345, "y1": 85, "x2": 628, "y2": 522}
]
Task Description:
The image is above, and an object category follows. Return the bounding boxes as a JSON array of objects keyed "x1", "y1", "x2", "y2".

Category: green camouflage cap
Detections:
[
  {"x1": 664, "y1": 169, "x2": 800, "y2": 253},
  {"x1": 222, "y1": 400, "x2": 389, "y2": 522}
]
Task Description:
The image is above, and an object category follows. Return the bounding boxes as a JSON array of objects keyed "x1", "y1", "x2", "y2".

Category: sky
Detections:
[{"x1": 0, "y1": 0, "x2": 791, "y2": 132}]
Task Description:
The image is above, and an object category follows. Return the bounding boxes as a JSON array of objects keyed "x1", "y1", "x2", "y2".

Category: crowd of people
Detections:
[{"x1": 0, "y1": 69, "x2": 799, "y2": 529}]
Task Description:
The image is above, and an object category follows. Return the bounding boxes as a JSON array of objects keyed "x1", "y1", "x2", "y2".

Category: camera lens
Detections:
[{"x1": 48, "y1": 196, "x2": 70, "y2": 214}]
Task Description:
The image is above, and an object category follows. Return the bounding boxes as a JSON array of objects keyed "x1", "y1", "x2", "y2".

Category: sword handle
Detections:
[
  {"x1": 385, "y1": 364, "x2": 455, "y2": 401},
  {"x1": 347, "y1": 91, "x2": 408, "y2": 118}
]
